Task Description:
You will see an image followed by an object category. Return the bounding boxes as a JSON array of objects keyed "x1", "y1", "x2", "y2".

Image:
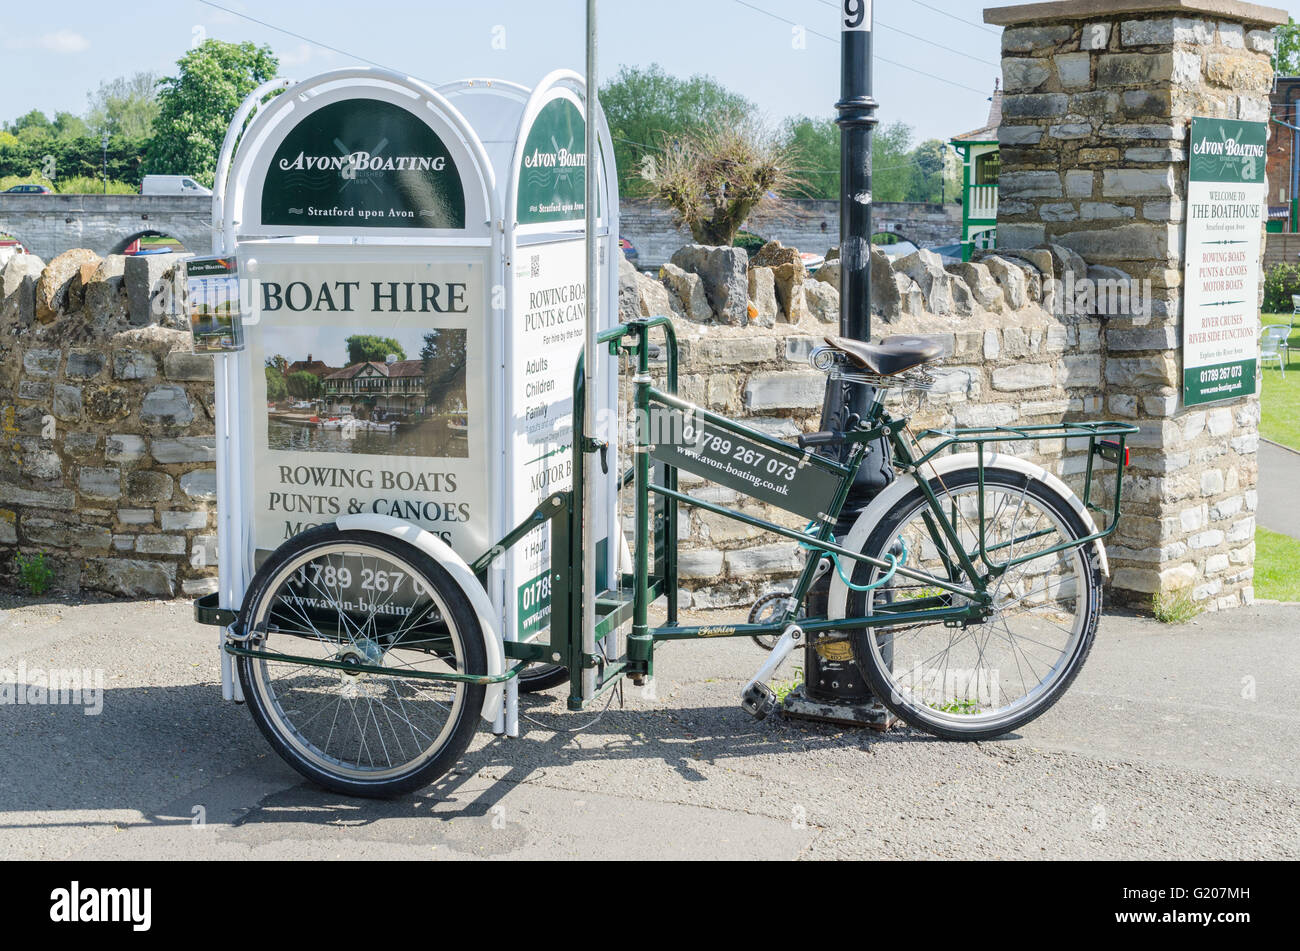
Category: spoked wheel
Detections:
[
  {"x1": 847, "y1": 467, "x2": 1102, "y2": 740},
  {"x1": 236, "y1": 525, "x2": 485, "y2": 798}
]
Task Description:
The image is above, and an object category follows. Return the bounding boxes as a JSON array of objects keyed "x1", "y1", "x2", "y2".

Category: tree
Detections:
[
  {"x1": 7, "y1": 109, "x2": 52, "y2": 142},
  {"x1": 643, "y1": 114, "x2": 796, "y2": 246},
  {"x1": 345, "y1": 335, "x2": 406, "y2": 365},
  {"x1": 782, "y1": 116, "x2": 839, "y2": 199},
  {"x1": 264, "y1": 365, "x2": 287, "y2": 402},
  {"x1": 420, "y1": 329, "x2": 467, "y2": 409},
  {"x1": 1276, "y1": 18, "x2": 1300, "y2": 75},
  {"x1": 286, "y1": 371, "x2": 323, "y2": 400},
  {"x1": 146, "y1": 40, "x2": 278, "y2": 187},
  {"x1": 87, "y1": 72, "x2": 160, "y2": 140},
  {"x1": 600, "y1": 65, "x2": 753, "y2": 197},
  {"x1": 265, "y1": 354, "x2": 288, "y2": 375},
  {"x1": 51, "y1": 112, "x2": 90, "y2": 140},
  {"x1": 871, "y1": 121, "x2": 916, "y2": 203},
  {"x1": 906, "y1": 139, "x2": 960, "y2": 203}
]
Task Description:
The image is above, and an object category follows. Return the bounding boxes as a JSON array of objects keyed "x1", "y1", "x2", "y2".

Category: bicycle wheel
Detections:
[
  {"x1": 236, "y1": 525, "x2": 486, "y2": 797},
  {"x1": 846, "y1": 467, "x2": 1102, "y2": 740},
  {"x1": 517, "y1": 663, "x2": 569, "y2": 692}
]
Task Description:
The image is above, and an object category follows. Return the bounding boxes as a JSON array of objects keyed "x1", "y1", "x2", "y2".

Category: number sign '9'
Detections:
[{"x1": 842, "y1": 0, "x2": 872, "y2": 31}]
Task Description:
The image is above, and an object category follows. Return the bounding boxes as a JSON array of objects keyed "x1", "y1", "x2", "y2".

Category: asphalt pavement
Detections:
[{"x1": 0, "y1": 595, "x2": 1295, "y2": 860}]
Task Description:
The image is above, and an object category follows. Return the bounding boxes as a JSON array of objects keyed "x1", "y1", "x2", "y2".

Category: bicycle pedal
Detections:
[{"x1": 741, "y1": 682, "x2": 777, "y2": 720}]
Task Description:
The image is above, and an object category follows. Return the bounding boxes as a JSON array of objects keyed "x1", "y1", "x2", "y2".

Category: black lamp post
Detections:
[
  {"x1": 790, "y1": 0, "x2": 889, "y2": 724},
  {"x1": 101, "y1": 132, "x2": 109, "y2": 194}
]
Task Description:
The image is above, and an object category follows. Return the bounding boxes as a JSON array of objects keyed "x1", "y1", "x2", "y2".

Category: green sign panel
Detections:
[
  {"x1": 261, "y1": 98, "x2": 466, "y2": 230},
  {"x1": 517, "y1": 98, "x2": 587, "y2": 225},
  {"x1": 1182, "y1": 117, "x2": 1267, "y2": 406},
  {"x1": 650, "y1": 408, "x2": 844, "y2": 523}
]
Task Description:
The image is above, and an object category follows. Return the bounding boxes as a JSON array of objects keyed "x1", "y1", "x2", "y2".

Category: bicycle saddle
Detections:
[{"x1": 822, "y1": 335, "x2": 945, "y2": 377}]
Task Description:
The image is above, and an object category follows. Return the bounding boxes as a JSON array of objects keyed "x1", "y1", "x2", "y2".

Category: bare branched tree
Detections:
[{"x1": 642, "y1": 112, "x2": 797, "y2": 247}]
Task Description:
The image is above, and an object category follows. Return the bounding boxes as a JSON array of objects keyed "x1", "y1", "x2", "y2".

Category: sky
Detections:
[
  {"x1": 0, "y1": 0, "x2": 1028, "y2": 147},
  {"x1": 5, "y1": 1, "x2": 1299, "y2": 148}
]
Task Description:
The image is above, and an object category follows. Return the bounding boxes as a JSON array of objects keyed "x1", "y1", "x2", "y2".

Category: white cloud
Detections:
[
  {"x1": 4, "y1": 31, "x2": 91, "y2": 54},
  {"x1": 41, "y1": 31, "x2": 90, "y2": 53}
]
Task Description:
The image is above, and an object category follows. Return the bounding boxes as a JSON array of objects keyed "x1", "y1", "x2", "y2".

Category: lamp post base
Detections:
[{"x1": 781, "y1": 685, "x2": 897, "y2": 731}]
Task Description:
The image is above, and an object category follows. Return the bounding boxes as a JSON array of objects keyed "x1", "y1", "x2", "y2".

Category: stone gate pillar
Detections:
[{"x1": 986, "y1": 0, "x2": 1287, "y2": 609}]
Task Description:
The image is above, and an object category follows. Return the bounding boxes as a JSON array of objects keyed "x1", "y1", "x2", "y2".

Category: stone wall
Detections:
[
  {"x1": 0, "y1": 195, "x2": 214, "y2": 262},
  {"x1": 619, "y1": 238, "x2": 1110, "y2": 610},
  {"x1": 985, "y1": 0, "x2": 1283, "y2": 610},
  {"x1": 0, "y1": 248, "x2": 217, "y2": 598},
  {"x1": 620, "y1": 199, "x2": 962, "y2": 270}
]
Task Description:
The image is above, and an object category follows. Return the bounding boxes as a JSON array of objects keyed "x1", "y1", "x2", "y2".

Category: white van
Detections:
[{"x1": 141, "y1": 175, "x2": 212, "y2": 196}]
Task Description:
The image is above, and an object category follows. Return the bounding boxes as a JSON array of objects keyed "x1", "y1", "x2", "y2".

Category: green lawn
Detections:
[
  {"x1": 1259, "y1": 314, "x2": 1300, "y2": 451},
  {"x1": 1256, "y1": 528, "x2": 1300, "y2": 602}
]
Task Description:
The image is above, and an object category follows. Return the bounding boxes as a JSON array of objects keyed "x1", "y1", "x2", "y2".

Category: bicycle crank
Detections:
[{"x1": 740, "y1": 624, "x2": 804, "y2": 720}]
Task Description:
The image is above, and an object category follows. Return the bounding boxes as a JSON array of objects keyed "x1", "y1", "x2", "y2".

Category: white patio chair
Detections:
[{"x1": 1262, "y1": 324, "x2": 1290, "y2": 379}]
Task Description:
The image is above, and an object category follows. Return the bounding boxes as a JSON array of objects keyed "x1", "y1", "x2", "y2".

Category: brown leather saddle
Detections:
[{"x1": 822, "y1": 334, "x2": 945, "y2": 377}]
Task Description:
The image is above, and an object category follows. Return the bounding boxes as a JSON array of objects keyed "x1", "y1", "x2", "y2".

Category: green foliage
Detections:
[
  {"x1": 733, "y1": 231, "x2": 767, "y2": 254},
  {"x1": 781, "y1": 116, "x2": 839, "y2": 198},
  {"x1": 600, "y1": 65, "x2": 753, "y2": 198},
  {"x1": 1260, "y1": 330, "x2": 1300, "y2": 450},
  {"x1": 86, "y1": 72, "x2": 159, "y2": 140},
  {"x1": 146, "y1": 40, "x2": 278, "y2": 187},
  {"x1": 1152, "y1": 586, "x2": 1201, "y2": 624},
  {"x1": 51, "y1": 175, "x2": 138, "y2": 195},
  {"x1": 772, "y1": 666, "x2": 804, "y2": 704},
  {"x1": 286, "y1": 370, "x2": 323, "y2": 400},
  {"x1": 0, "y1": 134, "x2": 149, "y2": 187},
  {"x1": 264, "y1": 364, "x2": 287, "y2": 402},
  {"x1": 420, "y1": 329, "x2": 467, "y2": 407},
  {"x1": 781, "y1": 116, "x2": 958, "y2": 203},
  {"x1": 1256, "y1": 528, "x2": 1300, "y2": 602},
  {"x1": 1276, "y1": 18, "x2": 1300, "y2": 76},
  {"x1": 16, "y1": 551, "x2": 55, "y2": 596},
  {"x1": 1264, "y1": 263, "x2": 1300, "y2": 313},
  {"x1": 345, "y1": 335, "x2": 406, "y2": 365}
]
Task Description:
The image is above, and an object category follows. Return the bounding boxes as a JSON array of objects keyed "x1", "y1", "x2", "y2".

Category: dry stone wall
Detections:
[
  {"x1": 620, "y1": 239, "x2": 1116, "y2": 610},
  {"x1": 0, "y1": 249, "x2": 217, "y2": 598}
]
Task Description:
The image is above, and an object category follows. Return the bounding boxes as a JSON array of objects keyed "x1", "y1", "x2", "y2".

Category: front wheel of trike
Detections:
[
  {"x1": 846, "y1": 467, "x2": 1103, "y2": 741},
  {"x1": 236, "y1": 525, "x2": 486, "y2": 798}
]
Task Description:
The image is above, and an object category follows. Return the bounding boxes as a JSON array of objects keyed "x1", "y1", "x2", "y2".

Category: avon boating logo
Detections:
[
  {"x1": 517, "y1": 97, "x2": 588, "y2": 225},
  {"x1": 261, "y1": 98, "x2": 466, "y2": 230},
  {"x1": 277, "y1": 151, "x2": 449, "y2": 174}
]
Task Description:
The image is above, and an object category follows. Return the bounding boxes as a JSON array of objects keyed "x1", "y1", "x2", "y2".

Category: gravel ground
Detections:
[{"x1": 0, "y1": 595, "x2": 1295, "y2": 860}]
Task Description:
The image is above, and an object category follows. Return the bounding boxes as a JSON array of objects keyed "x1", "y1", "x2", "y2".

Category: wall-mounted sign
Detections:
[
  {"x1": 246, "y1": 255, "x2": 490, "y2": 561},
  {"x1": 1182, "y1": 116, "x2": 1267, "y2": 406},
  {"x1": 516, "y1": 97, "x2": 586, "y2": 226},
  {"x1": 260, "y1": 98, "x2": 467, "y2": 230},
  {"x1": 185, "y1": 256, "x2": 243, "y2": 352}
]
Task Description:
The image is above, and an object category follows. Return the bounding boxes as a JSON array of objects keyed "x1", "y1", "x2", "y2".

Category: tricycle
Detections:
[{"x1": 197, "y1": 317, "x2": 1137, "y2": 797}]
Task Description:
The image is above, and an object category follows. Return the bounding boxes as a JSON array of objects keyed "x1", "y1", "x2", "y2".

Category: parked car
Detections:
[
  {"x1": 3, "y1": 183, "x2": 52, "y2": 194},
  {"x1": 141, "y1": 175, "x2": 212, "y2": 196},
  {"x1": 620, "y1": 237, "x2": 638, "y2": 267}
]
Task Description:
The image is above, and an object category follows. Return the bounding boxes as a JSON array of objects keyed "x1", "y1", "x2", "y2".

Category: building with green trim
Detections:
[{"x1": 951, "y1": 83, "x2": 1002, "y2": 262}]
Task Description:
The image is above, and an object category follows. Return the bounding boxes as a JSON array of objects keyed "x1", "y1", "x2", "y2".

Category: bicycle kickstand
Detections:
[{"x1": 741, "y1": 624, "x2": 804, "y2": 720}]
